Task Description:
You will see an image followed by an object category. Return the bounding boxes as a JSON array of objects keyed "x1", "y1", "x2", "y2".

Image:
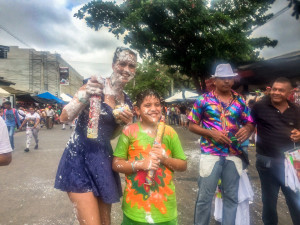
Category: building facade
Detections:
[{"x1": 0, "y1": 46, "x2": 83, "y2": 97}]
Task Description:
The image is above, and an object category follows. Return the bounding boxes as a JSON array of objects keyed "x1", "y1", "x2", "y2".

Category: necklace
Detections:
[{"x1": 213, "y1": 91, "x2": 235, "y2": 131}]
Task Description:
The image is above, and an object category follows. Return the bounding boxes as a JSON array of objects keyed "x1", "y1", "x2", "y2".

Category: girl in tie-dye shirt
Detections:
[{"x1": 113, "y1": 90, "x2": 187, "y2": 225}]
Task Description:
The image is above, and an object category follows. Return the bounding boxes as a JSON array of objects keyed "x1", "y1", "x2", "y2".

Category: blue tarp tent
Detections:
[{"x1": 37, "y1": 92, "x2": 66, "y2": 104}]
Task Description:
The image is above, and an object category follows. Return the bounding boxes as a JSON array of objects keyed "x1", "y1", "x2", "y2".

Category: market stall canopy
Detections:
[
  {"x1": 0, "y1": 87, "x2": 10, "y2": 97},
  {"x1": 60, "y1": 93, "x2": 73, "y2": 102},
  {"x1": 37, "y1": 92, "x2": 66, "y2": 104},
  {"x1": 165, "y1": 90, "x2": 199, "y2": 103},
  {"x1": 238, "y1": 51, "x2": 300, "y2": 85},
  {"x1": 16, "y1": 94, "x2": 57, "y2": 104}
]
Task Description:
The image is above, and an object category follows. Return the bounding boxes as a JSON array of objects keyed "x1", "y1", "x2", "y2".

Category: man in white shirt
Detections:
[
  {"x1": 45, "y1": 105, "x2": 55, "y2": 129},
  {"x1": 19, "y1": 106, "x2": 40, "y2": 152},
  {"x1": 0, "y1": 117, "x2": 12, "y2": 166}
]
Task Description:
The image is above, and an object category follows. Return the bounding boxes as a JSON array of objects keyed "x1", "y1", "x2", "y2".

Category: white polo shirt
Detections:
[
  {"x1": 25, "y1": 112, "x2": 40, "y2": 128},
  {"x1": 0, "y1": 117, "x2": 13, "y2": 153}
]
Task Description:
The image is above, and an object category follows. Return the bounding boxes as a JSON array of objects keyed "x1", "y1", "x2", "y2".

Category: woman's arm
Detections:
[
  {"x1": 19, "y1": 118, "x2": 27, "y2": 130},
  {"x1": 61, "y1": 77, "x2": 104, "y2": 122},
  {"x1": 60, "y1": 97, "x2": 87, "y2": 123},
  {"x1": 34, "y1": 118, "x2": 40, "y2": 128},
  {"x1": 60, "y1": 85, "x2": 89, "y2": 122}
]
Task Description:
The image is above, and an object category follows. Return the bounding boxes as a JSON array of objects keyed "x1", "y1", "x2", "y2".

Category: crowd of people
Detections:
[
  {"x1": 0, "y1": 47, "x2": 299, "y2": 225},
  {"x1": 0, "y1": 103, "x2": 66, "y2": 152},
  {"x1": 164, "y1": 105, "x2": 191, "y2": 129}
]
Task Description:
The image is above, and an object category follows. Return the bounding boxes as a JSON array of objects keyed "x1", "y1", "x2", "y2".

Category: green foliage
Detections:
[
  {"x1": 124, "y1": 60, "x2": 172, "y2": 101},
  {"x1": 288, "y1": 0, "x2": 300, "y2": 20},
  {"x1": 75, "y1": 0, "x2": 277, "y2": 92}
]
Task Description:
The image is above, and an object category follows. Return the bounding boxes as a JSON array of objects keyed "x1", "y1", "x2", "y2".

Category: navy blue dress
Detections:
[{"x1": 54, "y1": 94, "x2": 132, "y2": 204}]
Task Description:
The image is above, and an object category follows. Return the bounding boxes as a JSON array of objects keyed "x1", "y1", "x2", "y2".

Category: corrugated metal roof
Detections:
[{"x1": 0, "y1": 77, "x2": 15, "y2": 86}]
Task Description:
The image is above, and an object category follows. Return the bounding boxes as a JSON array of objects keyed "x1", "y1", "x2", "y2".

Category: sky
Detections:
[{"x1": 0, "y1": 0, "x2": 299, "y2": 79}]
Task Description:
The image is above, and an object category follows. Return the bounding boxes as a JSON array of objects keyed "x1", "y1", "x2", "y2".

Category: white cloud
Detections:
[
  {"x1": 0, "y1": 0, "x2": 128, "y2": 78},
  {"x1": 251, "y1": 0, "x2": 300, "y2": 59},
  {"x1": 0, "y1": 0, "x2": 298, "y2": 79}
]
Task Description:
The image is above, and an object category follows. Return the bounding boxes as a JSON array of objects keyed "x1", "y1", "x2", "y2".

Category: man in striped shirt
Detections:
[{"x1": 251, "y1": 77, "x2": 300, "y2": 225}]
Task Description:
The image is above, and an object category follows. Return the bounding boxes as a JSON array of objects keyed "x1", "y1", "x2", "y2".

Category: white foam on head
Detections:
[{"x1": 111, "y1": 50, "x2": 136, "y2": 88}]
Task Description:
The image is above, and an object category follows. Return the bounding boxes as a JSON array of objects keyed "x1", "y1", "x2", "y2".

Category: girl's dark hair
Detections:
[
  {"x1": 136, "y1": 89, "x2": 161, "y2": 107},
  {"x1": 112, "y1": 47, "x2": 137, "y2": 64}
]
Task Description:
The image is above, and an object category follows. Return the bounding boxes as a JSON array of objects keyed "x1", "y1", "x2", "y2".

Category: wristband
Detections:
[
  {"x1": 162, "y1": 149, "x2": 166, "y2": 158},
  {"x1": 148, "y1": 160, "x2": 152, "y2": 170},
  {"x1": 131, "y1": 161, "x2": 138, "y2": 172}
]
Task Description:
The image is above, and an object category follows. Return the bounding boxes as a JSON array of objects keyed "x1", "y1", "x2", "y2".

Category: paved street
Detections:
[{"x1": 0, "y1": 124, "x2": 293, "y2": 225}]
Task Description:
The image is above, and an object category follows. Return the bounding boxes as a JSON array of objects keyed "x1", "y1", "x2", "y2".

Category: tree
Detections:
[
  {"x1": 288, "y1": 0, "x2": 300, "y2": 19},
  {"x1": 124, "y1": 60, "x2": 173, "y2": 101},
  {"x1": 75, "y1": 0, "x2": 277, "y2": 93}
]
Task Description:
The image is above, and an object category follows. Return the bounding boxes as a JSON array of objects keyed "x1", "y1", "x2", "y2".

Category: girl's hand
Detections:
[
  {"x1": 135, "y1": 154, "x2": 160, "y2": 171},
  {"x1": 151, "y1": 144, "x2": 168, "y2": 163},
  {"x1": 118, "y1": 110, "x2": 133, "y2": 125},
  {"x1": 85, "y1": 76, "x2": 104, "y2": 96}
]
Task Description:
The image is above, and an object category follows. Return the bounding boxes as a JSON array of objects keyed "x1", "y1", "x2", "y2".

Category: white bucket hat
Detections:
[{"x1": 211, "y1": 63, "x2": 238, "y2": 78}]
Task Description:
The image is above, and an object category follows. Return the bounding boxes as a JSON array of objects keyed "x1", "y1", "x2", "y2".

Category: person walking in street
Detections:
[
  {"x1": 180, "y1": 105, "x2": 188, "y2": 129},
  {"x1": 40, "y1": 109, "x2": 46, "y2": 128},
  {"x1": 188, "y1": 64, "x2": 254, "y2": 225},
  {"x1": 174, "y1": 105, "x2": 180, "y2": 125},
  {"x1": 45, "y1": 105, "x2": 55, "y2": 129},
  {"x1": 170, "y1": 105, "x2": 175, "y2": 125},
  {"x1": 54, "y1": 47, "x2": 137, "y2": 225},
  {"x1": 251, "y1": 77, "x2": 300, "y2": 225},
  {"x1": 2, "y1": 101, "x2": 21, "y2": 150},
  {"x1": 19, "y1": 106, "x2": 40, "y2": 152},
  {"x1": 0, "y1": 116, "x2": 12, "y2": 166}
]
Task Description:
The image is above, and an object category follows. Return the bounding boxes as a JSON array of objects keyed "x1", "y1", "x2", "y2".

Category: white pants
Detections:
[{"x1": 26, "y1": 128, "x2": 39, "y2": 148}]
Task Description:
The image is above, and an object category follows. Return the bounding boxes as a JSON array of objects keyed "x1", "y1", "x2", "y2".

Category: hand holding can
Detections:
[
  {"x1": 145, "y1": 117, "x2": 165, "y2": 185},
  {"x1": 87, "y1": 76, "x2": 104, "y2": 139}
]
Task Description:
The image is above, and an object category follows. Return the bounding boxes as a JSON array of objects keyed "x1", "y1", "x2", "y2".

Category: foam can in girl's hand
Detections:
[
  {"x1": 145, "y1": 116, "x2": 165, "y2": 185},
  {"x1": 87, "y1": 95, "x2": 101, "y2": 139}
]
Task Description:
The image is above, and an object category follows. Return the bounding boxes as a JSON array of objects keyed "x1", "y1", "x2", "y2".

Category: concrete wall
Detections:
[
  {"x1": 0, "y1": 46, "x2": 83, "y2": 97},
  {"x1": 0, "y1": 46, "x2": 31, "y2": 91}
]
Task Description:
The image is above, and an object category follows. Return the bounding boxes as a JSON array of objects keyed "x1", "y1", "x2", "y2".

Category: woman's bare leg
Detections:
[
  {"x1": 68, "y1": 192, "x2": 101, "y2": 225},
  {"x1": 98, "y1": 198, "x2": 112, "y2": 225}
]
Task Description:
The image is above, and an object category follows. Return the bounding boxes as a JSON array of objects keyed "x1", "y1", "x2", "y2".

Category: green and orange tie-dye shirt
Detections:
[{"x1": 113, "y1": 122, "x2": 186, "y2": 224}]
